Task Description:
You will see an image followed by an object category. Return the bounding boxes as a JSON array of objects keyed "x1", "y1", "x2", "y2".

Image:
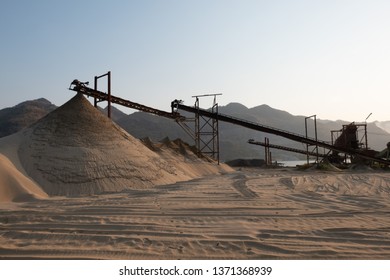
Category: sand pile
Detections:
[
  {"x1": 0, "y1": 129, "x2": 49, "y2": 202},
  {"x1": 142, "y1": 137, "x2": 199, "y2": 157},
  {"x1": 4, "y1": 94, "x2": 188, "y2": 195},
  {"x1": 143, "y1": 137, "x2": 233, "y2": 178},
  {"x1": 0, "y1": 153, "x2": 48, "y2": 202},
  {"x1": 15, "y1": 93, "x2": 191, "y2": 196},
  {"x1": 0, "y1": 93, "x2": 231, "y2": 199}
]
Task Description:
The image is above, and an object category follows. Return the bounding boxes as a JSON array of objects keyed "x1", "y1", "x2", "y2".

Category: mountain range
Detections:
[{"x1": 1, "y1": 97, "x2": 390, "y2": 161}]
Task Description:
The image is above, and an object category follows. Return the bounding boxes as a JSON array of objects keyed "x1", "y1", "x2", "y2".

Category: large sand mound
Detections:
[
  {"x1": 15, "y1": 93, "x2": 190, "y2": 196},
  {"x1": 0, "y1": 93, "x2": 232, "y2": 200}
]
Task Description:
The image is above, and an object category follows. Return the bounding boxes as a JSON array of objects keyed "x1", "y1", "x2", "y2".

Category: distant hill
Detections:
[
  {"x1": 116, "y1": 111, "x2": 192, "y2": 143},
  {"x1": 1, "y1": 98, "x2": 389, "y2": 162},
  {"x1": 374, "y1": 121, "x2": 390, "y2": 135},
  {"x1": 100, "y1": 106, "x2": 128, "y2": 123},
  {"x1": 0, "y1": 98, "x2": 57, "y2": 138}
]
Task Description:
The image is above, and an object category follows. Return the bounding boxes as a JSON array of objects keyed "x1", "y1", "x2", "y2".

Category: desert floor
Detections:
[{"x1": 1, "y1": 167, "x2": 390, "y2": 259}]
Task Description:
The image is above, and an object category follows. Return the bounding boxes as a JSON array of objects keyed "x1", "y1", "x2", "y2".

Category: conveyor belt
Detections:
[
  {"x1": 247, "y1": 139, "x2": 327, "y2": 158},
  {"x1": 70, "y1": 83, "x2": 182, "y2": 120},
  {"x1": 173, "y1": 101, "x2": 390, "y2": 165},
  {"x1": 67, "y1": 82, "x2": 389, "y2": 165}
]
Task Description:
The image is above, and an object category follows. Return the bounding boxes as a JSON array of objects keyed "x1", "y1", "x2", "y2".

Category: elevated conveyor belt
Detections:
[
  {"x1": 172, "y1": 101, "x2": 390, "y2": 165},
  {"x1": 248, "y1": 139, "x2": 327, "y2": 158},
  {"x1": 69, "y1": 83, "x2": 182, "y2": 120}
]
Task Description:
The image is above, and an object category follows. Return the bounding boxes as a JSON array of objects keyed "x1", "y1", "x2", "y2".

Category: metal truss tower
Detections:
[{"x1": 193, "y1": 94, "x2": 222, "y2": 164}]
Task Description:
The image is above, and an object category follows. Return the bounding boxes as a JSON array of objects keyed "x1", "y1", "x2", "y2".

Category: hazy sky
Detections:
[{"x1": 1, "y1": 0, "x2": 389, "y2": 121}]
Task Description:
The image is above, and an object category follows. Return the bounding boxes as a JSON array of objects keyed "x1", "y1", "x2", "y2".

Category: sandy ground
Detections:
[
  {"x1": 1, "y1": 93, "x2": 390, "y2": 259},
  {"x1": 2, "y1": 167, "x2": 390, "y2": 259}
]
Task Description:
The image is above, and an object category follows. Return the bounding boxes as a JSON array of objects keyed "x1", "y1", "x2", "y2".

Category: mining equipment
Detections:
[
  {"x1": 329, "y1": 122, "x2": 377, "y2": 164},
  {"x1": 69, "y1": 72, "x2": 390, "y2": 167},
  {"x1": 171, "y1": 100, "x2": 390, "y2": 166},
  {"x1": 68, "y1": 74, "x2": 183, "y2": 120}
]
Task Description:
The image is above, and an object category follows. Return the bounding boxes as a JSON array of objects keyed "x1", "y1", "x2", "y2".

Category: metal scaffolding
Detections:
[
  {"x1": 93, "y1": 71, "x2": 111, "y2": 118},
  {"x1": 193, "y1": 94, "x2": 222, "y2": 164},
  {"x1": 331, "y1": 122, "x2": 369, "y2": 163}
]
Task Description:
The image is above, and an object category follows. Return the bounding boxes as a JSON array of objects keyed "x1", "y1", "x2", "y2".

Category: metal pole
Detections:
[
  {"x1": 365, "y1": 123, "x2": 368, "y2": 150},
  {"x1": 305, "y1": 115, "x2": 318, "y2": 164},
  {"x1": 107, "y1": 71, "x2": 111, "y2": 119},
  {"x1": 264, "y1": 137, "x2": 268, "y2": 165},
  {"x1": 305, "y1": 117, "x2": 309, "y2": 164},
  {"x1": 267, "y1": 138, "x2": 270, "y2": 165},
  {"x1": 94, "y1": 76, "x2": 98, "y2": 107},
  {"x1": 314, "y1": 115, "x2": 318, "y2": 163},
  {"x1": 195, "y1": 97, "x2": 200, "y2": 157},
  {"x1": 215, "y1": 103, "x2": 220, "y2": 164}
]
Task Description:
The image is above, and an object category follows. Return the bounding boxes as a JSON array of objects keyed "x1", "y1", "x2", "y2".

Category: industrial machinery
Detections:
[
  {"x1": 171, "y1": 100, "x2": 390, "y2": 166},
  {"x1": 68, "y1": 73, "x2": 182, "y2": 120},
  {"x1": 69, "y1": 72, "x2": 390, "y2": 167},
  {"x1": 329, "y1": 122, "x2": 378, "y2": 164}
]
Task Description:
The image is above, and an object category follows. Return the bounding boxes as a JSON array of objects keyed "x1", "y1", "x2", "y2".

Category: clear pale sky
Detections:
[{"x1": 1, "y1": 0, "x2": 389, "y2": 121}]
